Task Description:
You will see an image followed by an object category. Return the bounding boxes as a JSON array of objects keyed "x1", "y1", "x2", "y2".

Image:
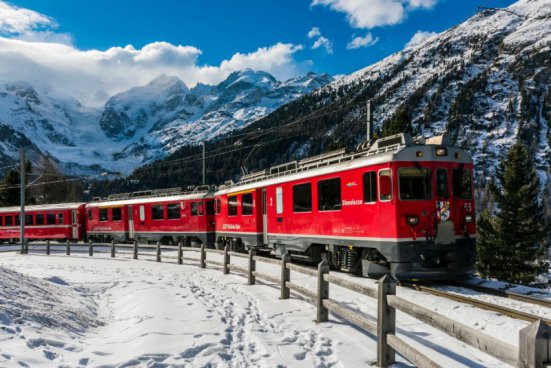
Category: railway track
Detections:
[{"x1": 399, "y1": 282, "x2": 551, "y2": 326}]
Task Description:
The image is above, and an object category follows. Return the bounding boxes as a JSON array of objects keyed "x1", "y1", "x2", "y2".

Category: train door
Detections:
[
  {"x1": 262, "y1": 188, "x2": 268, "y2": 245},
  {"x1": 71, "y1": 210, "x2": 78, "y2": 239},
  {"x1": 128, "y1": 205, "x2": 135, "y2": 239},
  {"x1": 435, "y1": 167, "x2": 454, "y2": 244}
]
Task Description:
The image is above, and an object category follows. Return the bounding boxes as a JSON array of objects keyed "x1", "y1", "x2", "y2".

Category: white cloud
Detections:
[
  {"x1": 312, "y1": 36, "x2": 334, "y2": 54},
  {"x1": 0, "y1": 1, "x2": 56, "y2": 34},
  {"x1": 306, "y1": 27, "x2": 333, "y2": 54},
  {"x1": 307, "y1": 27, "x2": 321, "y2": 38},
  {"x1": 311, "y1": 0, "x2": 438, "y2": 29},
  {"x1": 0, "y1": 37, "x2": 306, "y2": 106},
  {"x1": 405, "y1": 30, "x2": 437, "y2": 48},
  {"x1": 346, "y1": 33, "x2": 379, "y2": 49}
]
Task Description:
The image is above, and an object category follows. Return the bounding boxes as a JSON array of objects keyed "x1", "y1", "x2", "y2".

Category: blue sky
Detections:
[{"x1": 0, "y1": 0, "x2": 516, "y2": 104}]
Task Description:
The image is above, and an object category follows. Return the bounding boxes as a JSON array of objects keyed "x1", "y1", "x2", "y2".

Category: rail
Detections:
[{"x1": 1, "y1": 241, "x2": 550, "y2": 367}]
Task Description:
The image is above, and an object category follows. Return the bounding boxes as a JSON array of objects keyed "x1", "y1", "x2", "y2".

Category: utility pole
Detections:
[
  {"x1": 20, "y1": 148, "x2": 25, "y2": 254},
  {"x1": 202, "y1": 141, "x2": 206, "y2": 185},
  {"x1": 366, "y1": 100, "x2": 373, "y2": 142}
]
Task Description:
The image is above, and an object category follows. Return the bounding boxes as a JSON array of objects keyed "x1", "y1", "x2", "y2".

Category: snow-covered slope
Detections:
[
  {"x1": 319, "y1": 0, "x2": 550, "y2": 190},
  {"x1": 0, "y1": 71, "x2": 332, "y2": 173}
]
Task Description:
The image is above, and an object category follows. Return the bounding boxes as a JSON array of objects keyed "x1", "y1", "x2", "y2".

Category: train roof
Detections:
[
  {"x1": 87, "y1": 186, "x2": 214, "y2": 208},
  {"x1": 0, "y1": 202, "x2": 86, "y2": 214},
  {"x1": 216, "y1": 133, "x2": 473, "y2": 195}
]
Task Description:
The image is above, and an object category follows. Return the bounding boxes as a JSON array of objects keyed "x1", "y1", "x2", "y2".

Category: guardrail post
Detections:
[
  {"x1": 111, "y1": 240, "x2": 116, "y2": 258},
  {"x1": 66, "y1": 239, "x2": 71, "y2": 256},
  {"x1": 518, "y1": 319, "x2": 551, "y2": 368},
  {"x1": 46, "y1": 240, "x2": 50, "y2": 255},
  {"x1": 223, "y1": 244, "x2": 230, "y2": 274},
  {"x1": 280, "y1": 252, "x2": 291, "y2": 299},
  {"x1": 316, "y1": 259, "x2": 330, "y2": 323},
  {"x1": 156, "y1": 241, "x2": 161, "y2": 262},
  {"x1": 133, "y1": 240, "x2": 138, "y2": 260},
  {"x1": 248, "y1": 249, "x2": 256, "y2": 285},
  {"x1": 178, "y1": 240, "x2": 183, "y2": 264},
  {"x1": 377, "y1": 275, "x2": 396, "y2": 367},
  {"x1": 88, "y1": 240, "x2": 93, "y2": 256},
  {"x1": 200, "y1": 244, "x2": 206, "y2": 268}
]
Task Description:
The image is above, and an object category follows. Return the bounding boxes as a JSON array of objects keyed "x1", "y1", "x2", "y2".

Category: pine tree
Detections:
[{"x1": 477, "y1": 142, "x2": 549, "y2": 285}]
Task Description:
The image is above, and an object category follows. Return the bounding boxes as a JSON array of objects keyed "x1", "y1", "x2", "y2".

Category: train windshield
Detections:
[
  {"x1": 452, "y1": 168, "x2": 473, "y2": 199},
  {"x1": 398, "y1": 168, "x2": 432, "y2": 200}
]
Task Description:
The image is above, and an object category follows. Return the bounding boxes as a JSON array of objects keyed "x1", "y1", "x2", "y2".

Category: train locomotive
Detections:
[{"x1": 0, "y1": 133, "x2": 477, "y2": 280}]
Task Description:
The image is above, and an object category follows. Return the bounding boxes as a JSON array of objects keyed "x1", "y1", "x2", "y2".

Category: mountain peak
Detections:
[{"x1": 148, "y1": 74, "x2": 189, "y2": 91}]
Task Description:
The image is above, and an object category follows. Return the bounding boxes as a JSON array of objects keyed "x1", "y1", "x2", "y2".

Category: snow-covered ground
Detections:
[{"x1": 0, "y1": 250, "x2": 547, "y2": 367}]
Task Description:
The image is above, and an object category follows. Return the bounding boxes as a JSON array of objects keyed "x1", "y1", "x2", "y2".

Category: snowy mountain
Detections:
[
  {"x1": 0, "y1": 71, "x2": 333, "y2": 173},
  {"x1": 100, "y1": 70, "x2": 333, "y2": 162}
]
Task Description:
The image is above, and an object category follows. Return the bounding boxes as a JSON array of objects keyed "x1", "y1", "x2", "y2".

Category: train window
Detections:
[
  {"x1": 242, "y1": 193, "x2": 253, "y2": 215},
  {"x1": 6, "y1": 216, "x2": 12, "y2": 226},
  {"x1": 207, "y1": 200, "x2": 215, "y2": 215},
  {"x1": 167, "y1": 204, "x2": 180, "y2": 219},
  {"x1": 399, "y1": 168, "x2": 431, "y2": 200},
  {"x1": 436, "y1": 168, "x2": 449, "y2": 198},
  {"x1": 318, "y1": 178, "x2": 342, "y2": 211},
  {"x1": 293, "y1": 183, "x2": 312, "y2": 212},
  {"x1": 217, "y1": 199, "x2": 222, "y2": 214},
  {"x1": 25, "y1": 215, "x2": 33, "y2": 226},
  {"x1": 228, "y1": 196, "x2": 238, "y2": 216},
  {"x1": 363, "y1": 172, "x2": 377, "y2": 203},
  {"x1": 87, "y1": 209, "x2": 93, "y2": 220},
  {"x1": 46, "y1": 213, "x2": 55, "y2": 225},
  {"x1": 152, "y1": 205, "x2": 164, "y2": 220},
  {"x1": 99, "y1": 208, "x2": 108, "y2": 222},
  {"x1": 452, "y1": 168, "x2": 473, "y2": 199},
  {"x1": 276, "y1": 187, "x2": 283, "y2": 214},
  {"x1": 112, "y1": 207, "x2": 122, "y2": 221},
  {"x1": 139, "y1": 206, "x2": 145, "y2": 222},
  {"x1": 198, "y1": 203, "x2": 204, "y2": 216},
  {"x1": 191, "y1": 202, "x2": 198, "y2": 216},
  {"x1": 58, "y1": 213, "x2": 64, "y2": 224},
  {"x1": 0, "y1": 216, "x2": 3, "y2": 227},
  {"x1": 15, "y1": 215, "x2": 20, "y2": 225},
  {"x1": 36, "y1": 214, "x2": 44, "y2": 225},
  {"x1": 379, "y1": 169, "x2": 392, "y2": 201}
]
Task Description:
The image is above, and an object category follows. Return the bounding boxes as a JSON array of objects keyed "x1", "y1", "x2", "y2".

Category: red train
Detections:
[{"x1": 0, "y1": 133, "x2": 476, "y2": 280}]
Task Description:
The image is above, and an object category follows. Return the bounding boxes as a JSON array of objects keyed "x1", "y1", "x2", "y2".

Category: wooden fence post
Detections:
[
  {"x1": 133, "y1": 240, "x2": 138, "y2": 260},
  {"x1": 200, "y1": 243, "x2": 206, "y2": 268},
  {"x1": 178, "y1": 240, "x2": 183, "y2": 264},
  {"x1": 46, "y1": 240, "x2": 50, "y2": 255},
  {"x1": 316, "y1": 259, "x2": 330, "y2": 323},
  {"x1": 518, "y1": 319, "x2": 551, "y2": 368},
  {"x1": 377, "y1": 275, "x2": 396, "y2": 367},
  {"x1": 156, "y1": 241, "x2": 161, "y2": 262},
  {"x1": 88, "y1": 240, "x2": 93, "y2": 256},
  {"x1": 66, "y1": 239, "x2": 71, "y2": 256},
  {"x1": 111, "y1": 240, "x2": 116, "y2": 258},
  {"x1": 280, "y1": 252, "x2": 291, "y2": 299},
  {"x1": 248, "y1": 249, "x2": 256, "y2": 285},
  {"x1": 223, "y1": 244, "x2": 230, "y2": 274}
]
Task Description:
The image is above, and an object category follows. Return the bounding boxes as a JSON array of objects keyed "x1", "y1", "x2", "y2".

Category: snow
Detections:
[{"x1": 1, "y1": 249, "x2": 546, "y2": 367}]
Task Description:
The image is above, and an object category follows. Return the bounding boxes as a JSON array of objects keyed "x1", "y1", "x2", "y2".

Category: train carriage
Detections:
[
  {"x1": 0, "y1": 203, "x2": 86, "y2": 242},
  {"x1": 215, "y1": 133, "x2": 476, "y2": 280},
  {"x1": 86, "y1": 186, "x2": 215, "y2": 246}
]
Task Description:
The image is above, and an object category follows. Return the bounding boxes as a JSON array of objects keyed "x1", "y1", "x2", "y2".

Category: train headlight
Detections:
[
  {"x1": 406, "y1": 216, "x2": 419, "y2": 226},
  {"x1": 465, "y1": 214, "x2": 473, "y2": 223},
  {"x1": 435, "y1": 147, "x2": 448, "y2": 156}
]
